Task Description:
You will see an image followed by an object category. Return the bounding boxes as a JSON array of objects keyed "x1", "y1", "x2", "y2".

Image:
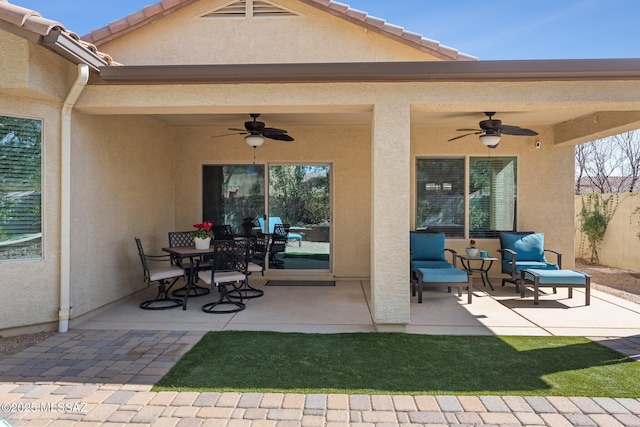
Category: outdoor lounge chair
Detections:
[
  {"x1": 258, "y1": 216, "x2": 303, "y2": 246},
  {"x1": 498, "y1": 231, "x2": 562, "y2": 292},
  {"x1": 409, "y1": 231, "x2": 464, "y2": 301}
]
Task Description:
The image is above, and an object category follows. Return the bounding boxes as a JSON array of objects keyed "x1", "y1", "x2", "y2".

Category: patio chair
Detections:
[
  {"x1": 498, "y1": 231, "x2": 562, "y2": 292},
  {"x1": 409, "y1": 231, "x2": 460, "y2": 300},
  {"x1": 268, "y1": 224, "x2": 289, "y2": 268},
  {"x1": 212, "y1": 224, "x2": 234, "y2": 240},
  {"x1": 200, "y1": 240, "x2": 248, "y2": 313},
  {"x1": 167, "y1": 231, "x2": 211, "y2": 298},
  {"x1": 258, "y1": 216, "x2": 303, "y2": 246},
  {"x1": 134, "y1": 237, "x2": 183, "y2": 310},
  {"x1": 228, "y1": 233, "x2": 267, "y2": 300}
]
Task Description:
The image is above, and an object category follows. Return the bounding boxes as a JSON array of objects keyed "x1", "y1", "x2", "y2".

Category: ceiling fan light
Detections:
[
  {"x1": 245, "y1": 134, "x2": 265, "y2": 147},
  {"x1": 479, "y1": 133, "x2": 501, "y2": 147}
]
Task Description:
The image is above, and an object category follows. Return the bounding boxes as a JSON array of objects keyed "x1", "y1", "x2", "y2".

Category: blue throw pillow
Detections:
[
  {"x1": 500, "y1": 232, "x2": 545, "y2": 262},
  {"x1": 410, "y1": 232, "x2": 446, "y2": 262}
]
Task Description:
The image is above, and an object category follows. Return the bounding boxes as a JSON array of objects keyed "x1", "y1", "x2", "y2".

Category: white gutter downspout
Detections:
[{"x1": 59, "y1": 63, "x2": 89, "y2": 333}]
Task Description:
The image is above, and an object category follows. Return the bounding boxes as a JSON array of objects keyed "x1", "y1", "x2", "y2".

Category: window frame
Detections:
[
  {"x1": 414, "y1": 155, "x2": 518, "y2": 239},
  {"x1": 0, "y1": 113, "x2": 43, "y2": 262}
]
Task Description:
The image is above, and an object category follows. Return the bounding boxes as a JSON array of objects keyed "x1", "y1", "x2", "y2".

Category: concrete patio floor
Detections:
[
  {"x1": 2, "y1": 278, "x2": 640, "y2": 426},
  {"x1": 76, "y1": 277, "x2": 640, "y2": 340}
]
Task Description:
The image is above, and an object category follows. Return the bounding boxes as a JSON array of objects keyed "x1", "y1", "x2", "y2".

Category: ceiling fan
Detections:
[
  {"x1": 211, "y1": 113, "x2": 294, "y2": 147},
  {"x1": 448, "y1": 112, "x2": 538, "y2": 148}
]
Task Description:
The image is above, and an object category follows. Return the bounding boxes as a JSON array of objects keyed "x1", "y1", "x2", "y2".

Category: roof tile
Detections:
[
  {"x1": 382, "y1": 23, "x2": 404, "y2": 36},
  {"x1": 108, "y1": 19, "x2": 130, "y2": 34},
  {"x1": 344, "y1": 8, "x2": 366, "y2": 20},
  {"x1": 143, "y1": 4, "x2": 165, "y2": 18},
  {"x1": 126, "y1": 10, "x2": 148, "y2": 27},
  {"x1": 162, "y1": 0, "x2": 184, "y2": 8}
]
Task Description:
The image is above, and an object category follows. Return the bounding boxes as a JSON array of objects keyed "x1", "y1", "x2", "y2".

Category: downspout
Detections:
[{"x1": 59, "y1": 63, "x2": 89, "y2": 333}]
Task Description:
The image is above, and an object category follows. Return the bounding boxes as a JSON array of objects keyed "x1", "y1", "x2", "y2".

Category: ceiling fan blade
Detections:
[
  {"x1": 456, "y1": 128, "x2": 483, "y2": 132},
  {"x1": 262, "y1": 127, "x2": 288, "y2": 134},
  {"x1": 264, "y1": 133, "x2": 294, "y2": 141},
  {"x1": 228, "y1": 127, "x2": 247, "y2": 132},
  {"x1": 211, "y1": 132, "x2": 247, "y2": 139},
  {"x1": 448, "y1": 131, "x2": 482, "y2": 142},
  {"x1": 500, "y1": 125, "x2": 538, "y2": 136}
]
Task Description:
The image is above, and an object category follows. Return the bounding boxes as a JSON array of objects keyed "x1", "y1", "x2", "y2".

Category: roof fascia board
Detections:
[{"x1": 97, "y1": 59, "x2": 640, "y2": 84}]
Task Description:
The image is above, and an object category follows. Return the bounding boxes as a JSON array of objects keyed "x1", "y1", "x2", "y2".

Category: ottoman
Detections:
[
  {"x1": 520, "y1": 269, "x2": 591, "y2": 305},
  {"x1": 412, "y1": 268, "x2": 473, "y2": 304}
]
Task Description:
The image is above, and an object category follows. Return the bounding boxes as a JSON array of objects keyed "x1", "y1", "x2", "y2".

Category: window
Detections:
[
  {"x1": 416, "y1": 159, "x2": 465, "y2": 237},
  {"x1": 0, "y1": 115, "x2": 42, "y2": 260},
  {"x1": 469, "y1": 157, "x2": 517, "y2": 238},
  {"x1": 416, "y1": 157, "x2": 517, "y2": 238}
]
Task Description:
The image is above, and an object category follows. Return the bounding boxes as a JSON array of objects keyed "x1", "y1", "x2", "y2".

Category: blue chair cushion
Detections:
[
  {"x1": 410, "y1": 232, "x2": 446, "y2": 262},
  {"x1": 500, "y1": 232, "x2": 546, "y2": 262},
  {"x1": 415, "y1": 268, "x2": 468, "y2": 283},
  {"x1": 257, "y1": 217, "x2": 302, "y2": 240},
  {"x1": 523, "y1": 269, "x2": 587, "y2": 285},
  {"x1": 504, "y1": 261, "x2": 559, "y2": 274},
  {"x1": 411, "y1": 260, "x2": 454, "y2": 269}
]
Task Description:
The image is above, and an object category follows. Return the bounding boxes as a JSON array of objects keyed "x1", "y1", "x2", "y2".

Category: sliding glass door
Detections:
[
  {"x1": 267, "y1": 165, "x2": 331, "y2": 271},
  {"x1": 202, "y1": 165, "x2": 264, "y2": 235},
  {"x1": 202, "y1": 164, "x2": 331, "y2": 273}
]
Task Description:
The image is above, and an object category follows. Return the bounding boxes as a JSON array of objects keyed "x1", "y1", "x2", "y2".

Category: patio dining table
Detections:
[{"x1": 162, "y1": 245, "x2": 217, "y2": 310}]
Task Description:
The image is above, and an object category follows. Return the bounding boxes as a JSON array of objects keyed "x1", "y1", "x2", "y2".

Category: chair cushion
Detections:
[
  {"x1": 411, "y1": 260, "x2": 454, "y2": 269},
  {"x1": 414, "y1": 268, "x2": 468, "y2": 283},
  {"x1": 247, "y1": 262, "x2": 263, "y2": 272},
  {"x1": 500, "y1": 232, "x2": 546, "y2": 262},
  {"x1": 199, "y1": 271, "x2": 246, "y2": 286},
  {"x1": 149, "y1": 267, "x2": 184, "y2": 282},
  {"x1": 410, "y1": 232, "x2": 446, "y2": 262},
  {"x1": 523, "y1": 269, "x2": 587, "y2": 285},
  {"x1": 504, "y1": 261, "x2": 559, "y2": 274}
]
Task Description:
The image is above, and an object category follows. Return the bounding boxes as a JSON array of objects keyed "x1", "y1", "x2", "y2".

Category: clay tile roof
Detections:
[
  {"x1": 0, "y1": 0, "x2": 119, "y2": 66},
  {"x1": 81, "y1": 0, "x2": 477, "y2": 61}
]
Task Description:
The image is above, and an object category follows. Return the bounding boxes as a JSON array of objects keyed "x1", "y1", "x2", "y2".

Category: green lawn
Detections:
[{"x1": 153, "y1": 331, "x2": 640, "y2": 397}]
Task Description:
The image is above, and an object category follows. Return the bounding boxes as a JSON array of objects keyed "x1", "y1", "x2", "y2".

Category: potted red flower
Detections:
[
  {"x1": 466, "y1": 239, "x2": 479, "y2": 257},
  {"x1": 193, "y1": 221, "x2": 213, "y2": 249}
]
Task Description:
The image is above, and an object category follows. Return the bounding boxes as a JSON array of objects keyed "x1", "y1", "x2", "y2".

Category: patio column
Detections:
[{"x1": 370, "y1": 101, "x2": 411, "y2": 331}]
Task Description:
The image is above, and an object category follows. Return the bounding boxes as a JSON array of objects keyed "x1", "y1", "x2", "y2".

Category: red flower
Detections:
[
  {"x1": 469, "y1": 239, "x2": 476, "y2": 248},
  {"x1": 193, "y1": 222, "x2": 214, "y2": 238}
]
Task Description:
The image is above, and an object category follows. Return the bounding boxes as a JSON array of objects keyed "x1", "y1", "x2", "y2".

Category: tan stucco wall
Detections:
[
  {"x1": 68, "y1": 114, "x2": 177, "y2": 317},
  {"x1": 411, "y1": 125, "x2": 576, "y2": 279},
  {"x1": 0, "y1": 29, "x2": 70, "y2": 100},
  {"x1": 575, "y1": 193, "x2": 640, "y2": 271},
  {"x1": 173, "y1": 123, "x2": 371, "y2": 278},
  {"x1": 98, "y1": 0, "x2": 441, "y2": 65},
  {"x1": 0, "y1": 32, "x2": 75, "y2": 333}
]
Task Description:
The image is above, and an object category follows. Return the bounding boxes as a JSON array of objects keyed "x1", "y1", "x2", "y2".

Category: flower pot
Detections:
[
  {"x1": 466, "y1": 248, "x2": 479, "y2": 257},
  {"x1": 194, "y1": 237, "x2": 211, "y2": 249}
]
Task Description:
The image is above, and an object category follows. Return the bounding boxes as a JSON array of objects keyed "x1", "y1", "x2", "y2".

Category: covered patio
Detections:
[{"x1": 76, "y1": 278, "x2": 640, "y2": 338}]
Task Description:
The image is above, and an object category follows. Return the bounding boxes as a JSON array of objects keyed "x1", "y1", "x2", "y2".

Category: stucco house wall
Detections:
[
  {"x1": 0, "y1": 31, "x2": 68, "y2": 332},
  {"x1": 97, "y1": 0, "x2": 443, "y2": 65},
  {"x1": 68, "y1": 114, "x2": 177, "y2": 319}
]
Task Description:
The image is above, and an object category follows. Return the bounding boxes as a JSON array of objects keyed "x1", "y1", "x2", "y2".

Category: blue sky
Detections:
[{"x1": 13, "y1": 0, "x2": 640, "y2": 60}]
